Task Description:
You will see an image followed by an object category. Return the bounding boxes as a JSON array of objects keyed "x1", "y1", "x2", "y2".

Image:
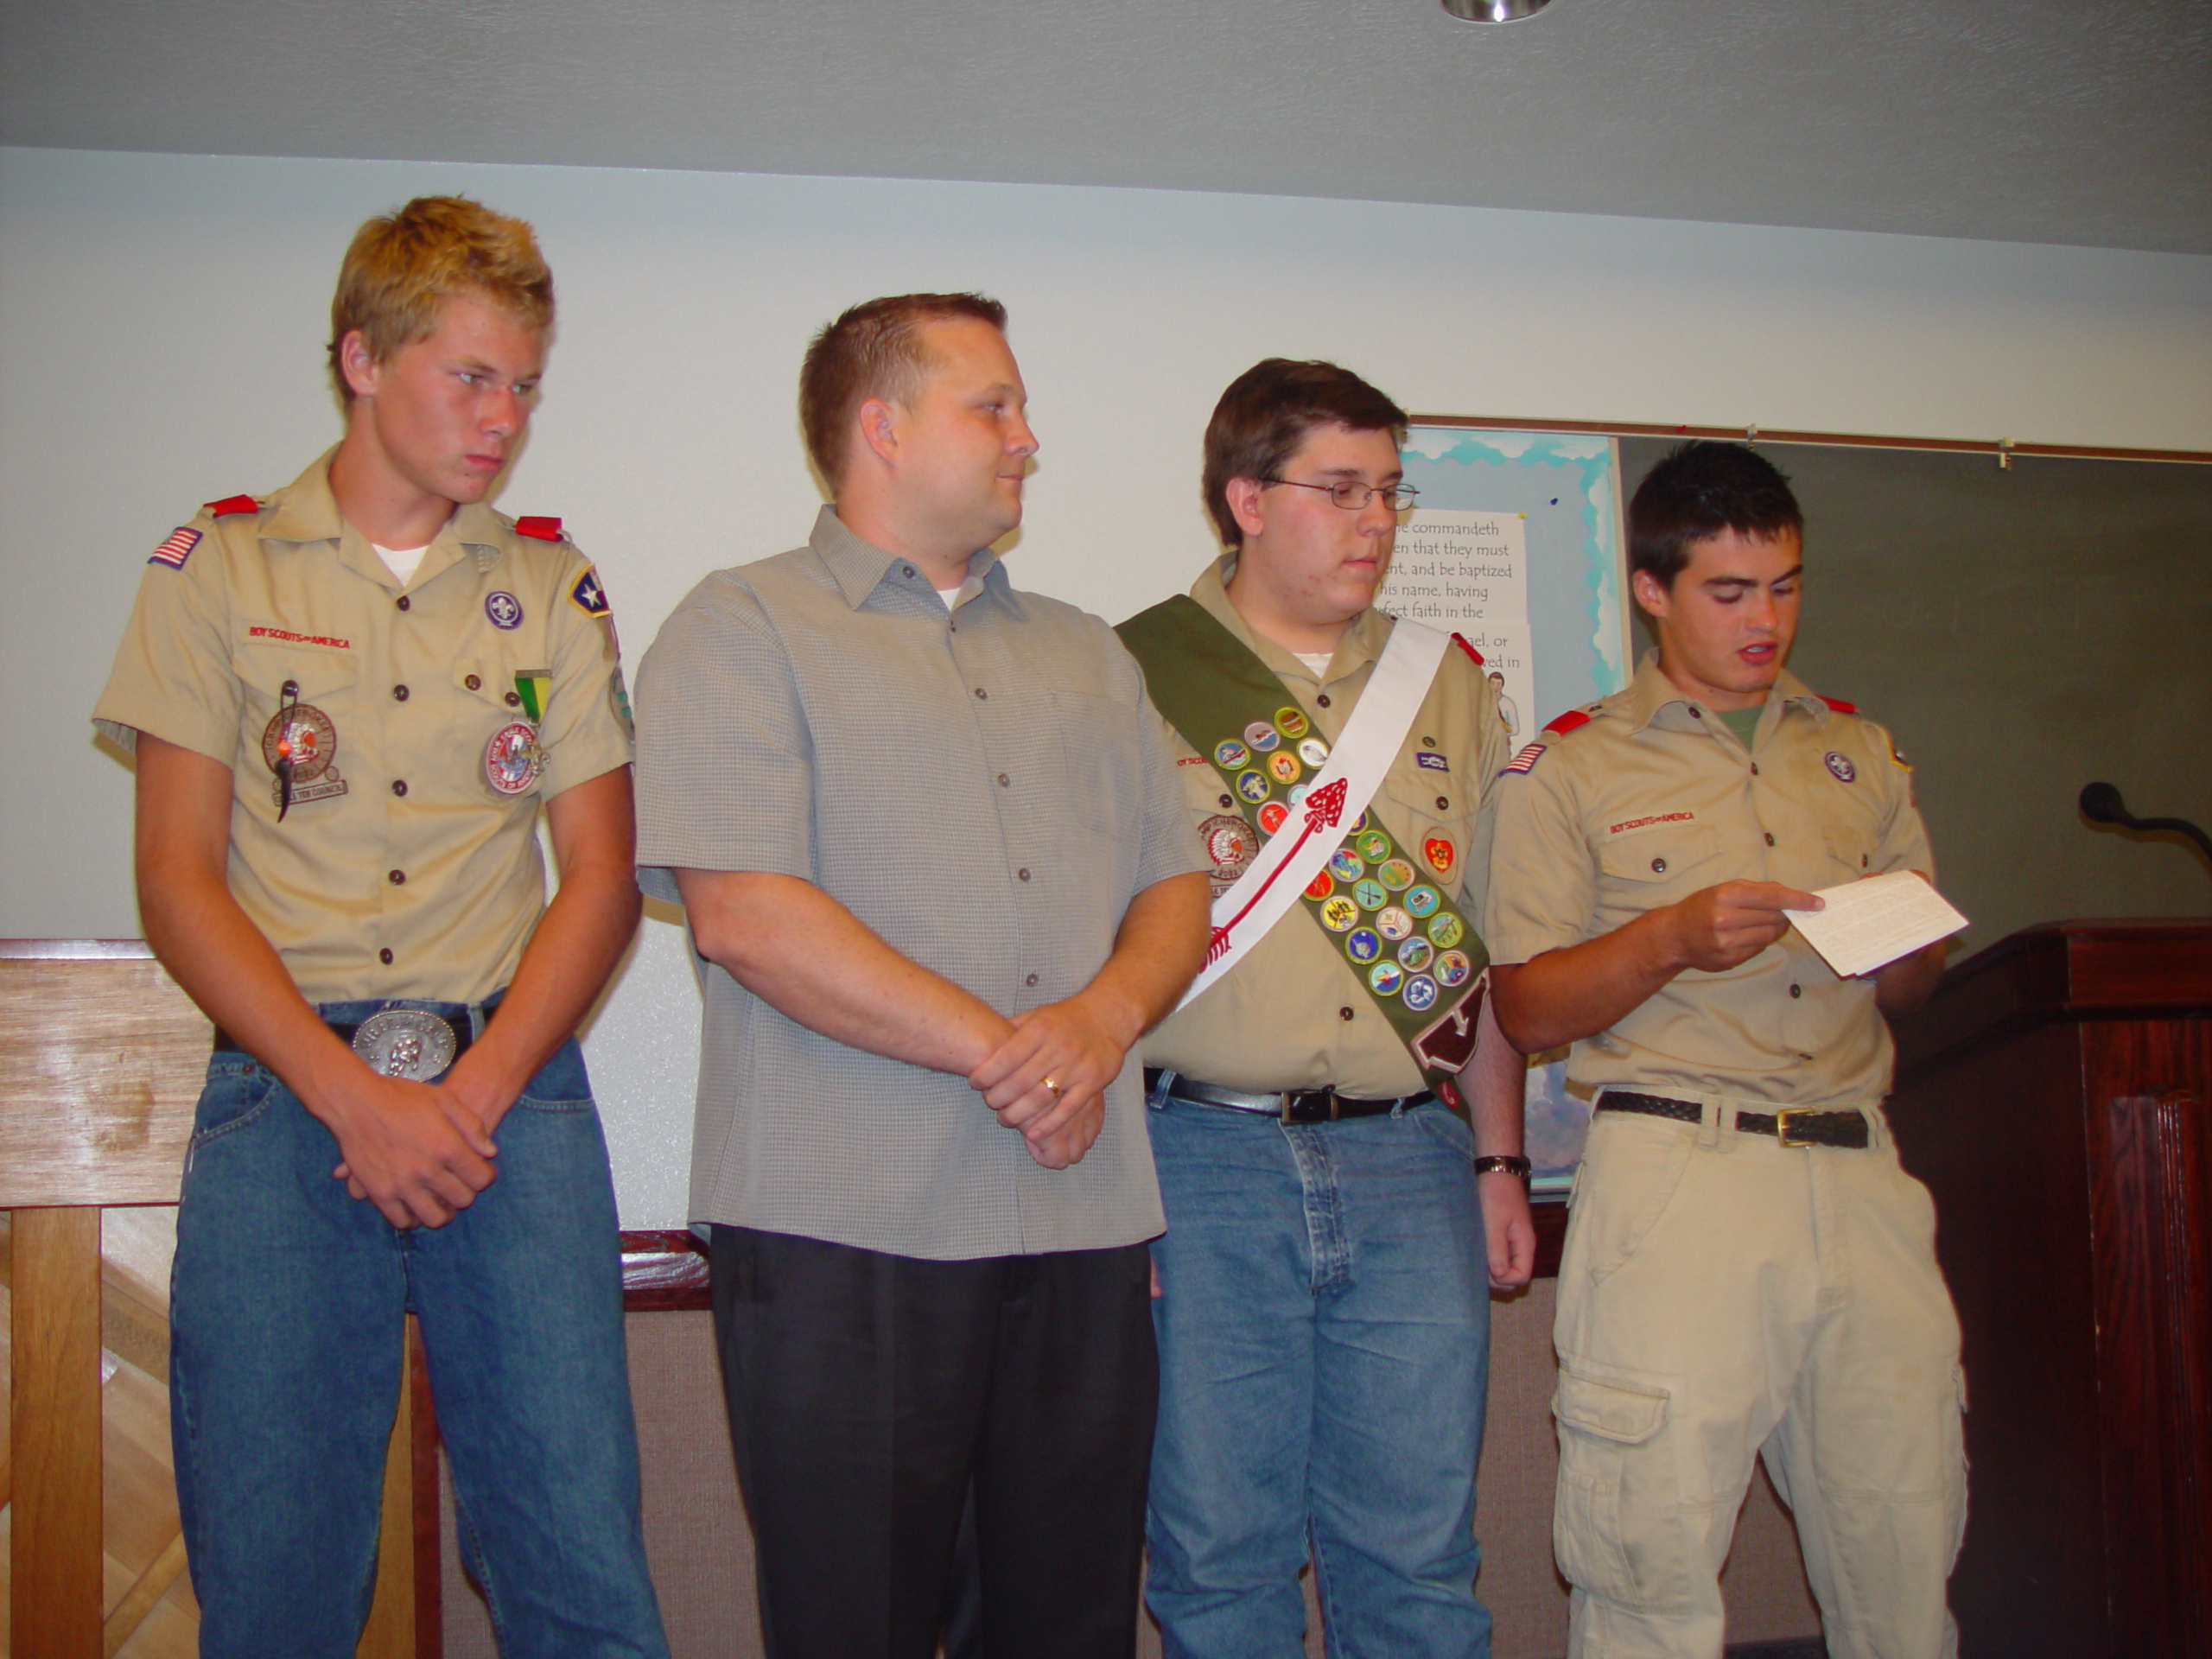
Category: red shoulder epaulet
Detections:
[
  {"x1": 204, "y1": 494, "x2": 259, "y2": 517},
  {"x1": 513, "y1": 516, "x2": 564, "y2": 542},
  {"x1": 1450, "y1": 632, "x2": 1484, "y2": 667},
  {"x1": 1817, "y1": 695, "x2": 1858, "y2": 715},
  {"x1": 1543, "y1": 709, "x2": 1592, "y2": 737}
]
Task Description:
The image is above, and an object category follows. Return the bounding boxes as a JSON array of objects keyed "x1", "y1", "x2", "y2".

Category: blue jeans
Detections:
[
  {"x1": 170, "y1": 1003, "x2": 668, "y2": 1659},
  {"x1": 1145, "y1": 1090, "x2": 1495, "y2": 1659}
]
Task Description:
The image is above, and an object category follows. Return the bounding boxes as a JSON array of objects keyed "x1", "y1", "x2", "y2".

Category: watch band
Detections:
[{"x1": 1473, "y1": 1154, "x2": 1533, "y2": 1185}]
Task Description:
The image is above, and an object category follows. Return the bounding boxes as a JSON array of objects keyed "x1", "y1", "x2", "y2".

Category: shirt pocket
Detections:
[
  {"x1": 1380, "y1": 767, "x2": 1477, "y2": 892},
  {"x1": 1052, "y1": 687, "x2": 1144, "y2": 862},
  {"x1": 232, "y1": 641, "x2": 360, "y2": 805},
  {"x1": 454, "y1": 662, "x2": 544, "y2": 801},
  {"x1": 1821, "y1": 823, "x2": 1878, "y2": 880},
  {"x1": 1596, "y1": 824, "x2": 1724, "y2": 914}
]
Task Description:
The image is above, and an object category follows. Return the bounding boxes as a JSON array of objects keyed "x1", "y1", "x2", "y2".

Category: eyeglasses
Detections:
[{"x1": 1261, "y1": 478, "x2": 1421, "y2": 512}]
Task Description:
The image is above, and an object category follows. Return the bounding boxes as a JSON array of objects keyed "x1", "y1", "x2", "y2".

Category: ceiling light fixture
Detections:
[{"x1": 1441, "y1": 0, "x2": 1551, "y2": 21}]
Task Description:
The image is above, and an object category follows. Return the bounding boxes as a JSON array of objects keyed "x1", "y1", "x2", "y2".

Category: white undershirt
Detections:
[
  {"x1": 1294, "y1": 651, "x2": 1334, "y2": 680},
  {"x1": 938, "y1": 579, "x2": 982, "y2": 613},
  {"x1": 374, "y1": 542, "x2": 431, "y2": 586}
]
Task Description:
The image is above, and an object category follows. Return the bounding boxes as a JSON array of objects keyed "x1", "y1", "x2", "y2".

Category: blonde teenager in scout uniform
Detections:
[
  {"x1": 1486, "y1": 442, "x2": 1965, "y2": 1659},
  {"x1": 1120, "y1": 360, "x2": 1536, "y2": 1658},
  {"x1": 92, "y1": 199, "x2": 667, "y2": 1659}
]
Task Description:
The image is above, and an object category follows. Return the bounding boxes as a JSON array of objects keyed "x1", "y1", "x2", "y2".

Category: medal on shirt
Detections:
[
  {"x1": 261, "y1": 678, "x2": 349, "y2": 819},
  {"x1": 484, "y1": 670, "x2": 550, "y2": 796}
]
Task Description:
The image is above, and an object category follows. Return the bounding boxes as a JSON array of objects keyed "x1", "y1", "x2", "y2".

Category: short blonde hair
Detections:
[
  {"x1": 327, "y1": 197, "x2": 553, "y2": 402},
  {"x1": 798, "y1": 293, "x2": 1007, "y2": 490}
]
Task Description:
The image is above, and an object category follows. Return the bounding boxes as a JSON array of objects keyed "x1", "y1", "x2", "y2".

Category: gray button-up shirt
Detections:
[{"x1": 636, "y1": 506, "x2": 1205, "y2": 1259}]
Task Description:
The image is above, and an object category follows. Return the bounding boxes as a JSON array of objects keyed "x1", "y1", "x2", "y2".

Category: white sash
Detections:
[{"x1": 1176, "y1": 618, "x2": 1452, "y2": 1010}]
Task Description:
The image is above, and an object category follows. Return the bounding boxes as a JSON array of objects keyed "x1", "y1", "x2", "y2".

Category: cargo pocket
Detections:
[{"x1": 1552, "y1": 1366, "x2": 1694, "y2": 1612}]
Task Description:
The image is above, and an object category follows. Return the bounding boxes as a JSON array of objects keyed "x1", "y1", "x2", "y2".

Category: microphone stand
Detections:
[{"x1": 2079, "y1": 782, "x2": 2212, "y2": 873}]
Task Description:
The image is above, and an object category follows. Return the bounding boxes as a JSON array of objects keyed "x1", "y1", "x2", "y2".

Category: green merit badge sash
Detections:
[{"x1": 1118, "y1": 595, "x2": 1491, "y2": 1106}]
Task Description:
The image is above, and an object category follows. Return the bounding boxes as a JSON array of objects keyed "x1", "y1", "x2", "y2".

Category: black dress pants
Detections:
[{"x1": 709, "y1": 1225, "x2": 1158, "y2": 1659}]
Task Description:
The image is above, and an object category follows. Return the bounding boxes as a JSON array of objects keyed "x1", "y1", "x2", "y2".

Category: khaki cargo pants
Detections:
[{"x1": 1552, "y1": 1096, "x2": 1967, "y2": 1659}]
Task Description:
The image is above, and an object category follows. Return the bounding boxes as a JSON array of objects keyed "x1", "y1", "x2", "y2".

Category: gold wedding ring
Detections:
[{"x1": 1043, "y1": 1076, "x2": 1062, "y2": 1097}]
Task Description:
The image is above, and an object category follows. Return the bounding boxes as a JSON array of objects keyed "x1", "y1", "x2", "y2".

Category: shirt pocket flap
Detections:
[
  {"x1": 1554, "y1": 1369, "x2": 1670, "y2": 1445},
  {"x1": 1598, "y1": 825, "x2": 1721, "y2": 885},
  {"x1": 454, "y1": 663, "x2": 529, "y2": 714},
  {"x1": 1821, "y1": 824, "x2": 1876, "y2": 875},
  {"x1": 232, "y1": 639, "x2": 359, "y2": 702}
]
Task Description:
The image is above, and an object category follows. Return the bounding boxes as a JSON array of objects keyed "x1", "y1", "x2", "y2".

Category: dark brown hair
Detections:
[
  {"x1": 1627, "y1": 441, "x2": 1804, "y2": 589},
  {"x1": 1201, "y1": 359, "x2": 1408, "y2": 549}
]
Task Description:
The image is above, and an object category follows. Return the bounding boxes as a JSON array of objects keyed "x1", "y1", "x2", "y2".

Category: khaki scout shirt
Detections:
[
  {"x1": 93, "y1": 450, "x2": 632, "y2": 1006},
  {"x1": 1141, "y1": 560, "x2": 1510, "y2": 1098},
  {"x1": 634, "y1": 506, "x2": 1206, "y2": 1261},
  {"x1": 1484, "y1": 652, "x2": 1933, "y2": 1107}
]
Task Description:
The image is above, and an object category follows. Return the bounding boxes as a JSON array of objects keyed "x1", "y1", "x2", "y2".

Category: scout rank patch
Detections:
[
  {"x1": 262, "y1": 678, "x2": 347, "y2": 818},
  {"x1": 485, "y1": 671, "x2": 550, "y2": 796}
]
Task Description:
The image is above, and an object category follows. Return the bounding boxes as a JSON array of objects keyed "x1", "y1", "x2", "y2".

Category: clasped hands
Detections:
[
  {"x1": 968, "y1": 991, "x2": 1138, "y2": 1172},
  {"x1": 325, "y1": 1061, "x2": 510, "y2": 1231}
]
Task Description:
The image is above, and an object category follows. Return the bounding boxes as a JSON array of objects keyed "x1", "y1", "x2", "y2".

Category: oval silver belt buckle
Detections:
[{"x1": 353, "y1": 1008, "x2": 457, "y2": 1082}]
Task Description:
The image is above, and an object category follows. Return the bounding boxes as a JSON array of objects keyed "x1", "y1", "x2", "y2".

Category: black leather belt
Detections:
[
  {"x1": 1597, "y1": 1090, "x2": 1870, "y2": 1149},
  {"x1": 1147, "y1": 1067, "x2": 1432, "y2": 1125}
]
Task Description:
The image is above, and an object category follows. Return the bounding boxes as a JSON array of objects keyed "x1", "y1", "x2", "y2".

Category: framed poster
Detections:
[{"x1": 1382, "y1": 425, "x2": 1635, "y2": 1195}]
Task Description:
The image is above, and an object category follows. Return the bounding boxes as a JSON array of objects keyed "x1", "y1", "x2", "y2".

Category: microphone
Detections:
[{"x1": 2079, "y1": 783, "x2": 2212, "y2": 868}]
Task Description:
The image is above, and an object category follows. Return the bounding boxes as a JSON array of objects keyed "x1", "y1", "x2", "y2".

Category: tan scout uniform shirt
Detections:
[
  {"x1": 93, "y1": 450, "x2": 632, "y2": 1006},
  {"x1": 1485, "y1": 652, "x2": 1931, "y2": 1106},
  {"x1": 1142, "y1": 560, "x2": 1510, "y2": 1098}
]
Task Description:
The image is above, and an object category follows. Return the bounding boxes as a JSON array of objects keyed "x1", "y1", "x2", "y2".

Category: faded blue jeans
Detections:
[
  {"x1": 170, "y1": 1002, "x2": 668, "y2": 1659},
  {"x1": 1145, "y1": 1088, "x2": 1495, "y2": 1659}
]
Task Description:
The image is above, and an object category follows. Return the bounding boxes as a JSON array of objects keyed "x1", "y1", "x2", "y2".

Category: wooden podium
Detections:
[{"x1": 1885, "y1": 919, "x2": 2211, "y2": 1659}]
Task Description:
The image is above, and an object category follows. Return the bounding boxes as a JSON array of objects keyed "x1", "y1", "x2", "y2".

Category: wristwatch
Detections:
[{"x1": 1472, "y1": 1154, "x2": 1533, "y2": 1185}]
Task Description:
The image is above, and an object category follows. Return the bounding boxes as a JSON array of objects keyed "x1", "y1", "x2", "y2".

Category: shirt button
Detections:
[
  {"x1": 975, "y1": 688, "x2": 988, "y2": 700},
  {"x1": 505, "y1": 691, "x2": 521, "y2": 707},
  {"x1": 391, "y1": 779, "x2": 408, "y2": 797},
  {"x1": 388, "y1": 869, "x2": 406, "y2": 885},
  {"x1": 396, "y1": 595, "x2": 410, "y2": 613},
  {"x1": 1751, "y1": 761, "x2": 1761, "y2": 775},
  {"x1": 1789, "y1": 983, "x2": 1802, "y2": 998},
  {"x1": 391, "y1": 684, "x2": 409, "y2": 702},
  {"x1": 1422, "y1": 735, "x2": 1436, "y2": 747},
  {"x1": 1317, "y1": 694, "x2": 1332, "y2": 709},
  {"x1": 1764, "y1": 832, "x2": 1776, "y2": 846},
  {"x1": 1338, "y1": 1007, "x2": 1355, "y2": 1021},
  {"x1": 1026, "y1": 973, "x2": 1040, "y2": 988},
  {"x1": 1017, "y1": 868, "x2": 1031, "y2": 882},
  {"x1": 465, "y1": 674, "x2": 481, "y2": 690},
  {"x1": 378, "y1": 948, "x2": 394, "y2": 965},
  {"x1": 1688, "y1": 704, "x2": 1702, "y2": 719},
  {"x1": 1651, "y1": 856, "x2": 1667, "y2": 873},
  {"x1": 902, "y1": 565, "x2": 916, "y2": 578},
  {"x1": 1219, "y1": 795, "x2": 1234, "y2": 810},
  {"x1": 997, "y1": 773, "x2": 1010, "y2": 787}
]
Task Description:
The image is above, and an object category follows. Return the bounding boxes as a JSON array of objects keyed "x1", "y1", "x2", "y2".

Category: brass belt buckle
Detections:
[
  {"x1": 353, "y1": 1008, "x2": 456, "y2": 1082},
  {"x1": 1775, "y1": 1107, "x2": 1819, "y2": 1147}
]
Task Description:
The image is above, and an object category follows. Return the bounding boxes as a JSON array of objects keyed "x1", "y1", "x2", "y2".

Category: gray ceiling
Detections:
[{"x1": 5, "y1": 0, "x2": 2208, "y2": 254}]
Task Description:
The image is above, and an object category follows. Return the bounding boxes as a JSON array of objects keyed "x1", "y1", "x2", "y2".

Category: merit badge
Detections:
[
  {"x1": 1258, "y1": 800, "x2": 1290, "y2": 836},
  {"x1": 1236, "y1": 769, "x2": 1272, "y2": 804},
  {"x1": 569, "y1": 567, "x2": 611, "y2": 617},
  {"x1": 352, "y1": 1008, "x2": 457, "y2": 1083},
  {"x1": 1436, "y1": 950, "x2": 1472, "y2": 988},
  {"x1": 1275, "y1": 707, "x2": 1311, "y2": 741},
  {"x1": 1319, "y1": 895, "x2": 1360, "y2": 932},
  {"x1": 1427, "y1": 912, "x2": 1465, "y2": 950},
  {"x1": 1415, "y1": 751, "x2": 1449, "y2": 772},
  {"x1": 1287, "y1": 783, "x2": 1310, "y2": 808},
  {"x1": 1405, "y1": 885, "x2": 1441, "y2": 918},
  {"x1": 1376, "y1": 906, "x2": 1414, "y2": 941},
  {"x1": 1267, "y1": 751, "x2": 1301, "y2": 785},
  {"x1": 1346, "y1": 928, "x2": 1382, "y2": 963},
  {"x1": 1825, "y1": 751, "x2": 1858, "y2": 783},
  {"x1": 1298, "y1": 737, "x2": 1330, "y2": 768},
  {"x1": 1353, "y1": 878, "x2": 1388, "y2": 912},
  {"x1": 484, "y1": 591, "x2": 524, "y2": 630},
  {"x1": 1368, "y1": 961, "x2": 1404, "y2": 997},
  {"x1": 1214, "y1": 739, "x2": 1251, "y2": 770},
  {"x1": 1423, "y1": 836, "x2": 1456, "y2": 876},
  {"x1": 484, "y1": 721, "x2": 543, "y2": 796},
  {"x1": 1305, "y1": 869, "x2": 1337, "y2": 901},
  {"x1": 1200, "y1": 813, "x2": 1260, "y2": 879},
  {"x1": 148, "y1": 526, "x2": 200, "y2": 569},
  {"x1": 1244, "y1": 721, "x2": 1281, "y2": 753},
  {"x1": 1398, "y1": 937, "x2": 1434, "y2": 972},
  {"x1": 1402, "y1": 975, "x2": 1440, "y2": 1014},
  {"x1": 1349, "y1": 810, "x2": 1369, "y2": 833},
  {"x1": 1330, "y1": 848, "x2": 1364, "y2": 883},
  {"x1": 1377, "y1": 857, "x2": 1416, "y2": 892},
  {"x1": 1355, "y1": 828, "x2": 1392, "y2": 865},
  {"x1": 260, "y1": 696, "x2": 347, "y2": 814}
]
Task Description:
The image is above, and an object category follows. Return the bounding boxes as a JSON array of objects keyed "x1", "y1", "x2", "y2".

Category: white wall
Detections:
[{"x1": 6, "y1": 145, "x2": 2209, "y2": 1223}]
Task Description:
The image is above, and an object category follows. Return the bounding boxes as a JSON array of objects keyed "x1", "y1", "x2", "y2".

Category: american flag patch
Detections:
[
  {"x1": 1503, "y1": 741, "x2": 1547, "y2": 775},
  {"x1": 148, "y1": 527, "x2": 200, "y2": 569}
]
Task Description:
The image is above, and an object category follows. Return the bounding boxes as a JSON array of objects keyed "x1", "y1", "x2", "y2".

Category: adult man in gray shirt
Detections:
[{"x1": 634, "y1": 292, "x2": 1211, "y2": 1659}]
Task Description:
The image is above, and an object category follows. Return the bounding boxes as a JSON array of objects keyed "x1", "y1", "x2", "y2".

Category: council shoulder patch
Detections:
[
  {"x1": 514, "y1": 516, "x2": 565, "y2": 543},
  {"x1": 569, "y1": 566, "x2": 611, "y2": 617}
]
